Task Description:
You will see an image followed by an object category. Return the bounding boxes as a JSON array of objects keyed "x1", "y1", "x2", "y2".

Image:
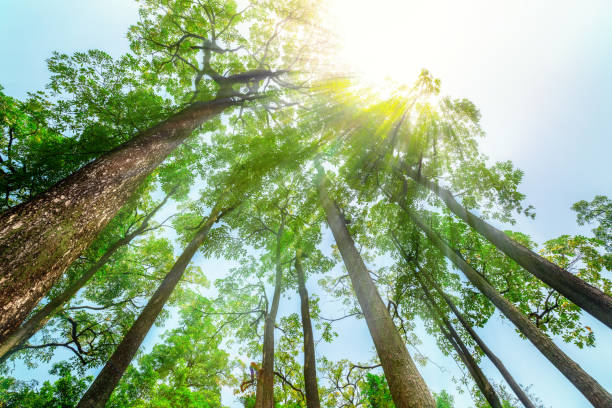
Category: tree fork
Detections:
[
  {"x1": 0, "y1": 191, "x2": 174, "y2": 362},
  {"x1": 402, "y1": 167, "x2": 612, "y2": 329},
  {"x1": 295, "y1": 249, "x2": 322, "y2": 408},
  {"x1": 403, "y1": 206, "x2": 612, "y2": 407},
  {"x1": 0, "y1": 98, "x2": 233, "y2": 338},
  {"x1": 317, "y1": 170, "x2": 435, "y2": 408},
  {"x1": 76, "y1": 202, "x2": 232, "y2": 408}
]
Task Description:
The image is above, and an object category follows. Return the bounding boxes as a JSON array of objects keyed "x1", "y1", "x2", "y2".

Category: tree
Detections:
[
  {"x1": 295, "y1": 250, "x2": 322, "y2": 408},
  {"x1": 317, "y1": 167, "x2": 436, "y2": 408},
  {"x1": 0, "y1": 0, "x2": 320, "y2": 337},
  {"x1": 77, "y1": 198, "x2": 235, "y2": 408},
  {"x1": 403, "y1": 207, "x2": 612, "y2": 407},
  {"x1": 0, "y1": 362, "x2": 91, "y2": 408},
  {"x1": 0, "y1": 188, "x2": 175, "y2": 362},
  {"x1": 572, "y1": 195, "x2": 611, "y2": 252},
  {"x1": 108, "y1": 294, "x2": 232, "y2": 408}
]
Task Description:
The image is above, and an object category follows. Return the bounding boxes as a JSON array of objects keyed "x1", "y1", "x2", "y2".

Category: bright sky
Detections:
[{"x1": 1, "y1": 0, "x2": 611, "y2": 407}]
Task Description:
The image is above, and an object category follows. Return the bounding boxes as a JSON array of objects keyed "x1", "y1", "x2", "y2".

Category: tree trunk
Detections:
[
  {"x1": 0, "y1": 98, "x2": 233, "y2": 338},
  {"x1": 414, "y1": 268, "x2": 502, "y2": 408},
  {"x1": 317, "y1": 175, "x2": 435, "y2": 408},
  {"x1": 403, "y1": 167, "x2": 612, "y2": 329},
  {"x1": 76, "y1": 204, "x2": 228, "y2": 408},
  {"x1": 255, "y1": 224, "x2": 284, "y2": 408},
  {"x1": 428, "y1": 275, "x2": 537, "y2": 408},
  {"x1": 404, "y1": 207, "x2": 612, "y2": 407},
  {"x1": 0, "y1": 192, "x2": 172, "y2": 362},
  {"x1": 295, "y1": 250, "x2": 321, "y2": 408}
]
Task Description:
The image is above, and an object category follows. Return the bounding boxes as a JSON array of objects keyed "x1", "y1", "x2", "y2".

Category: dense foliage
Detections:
[{"x1": 0, "y1": 1, "x2": 610, "y2": 408}]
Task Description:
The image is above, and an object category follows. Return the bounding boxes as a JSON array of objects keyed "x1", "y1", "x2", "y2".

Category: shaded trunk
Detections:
[
  {"x1": 414, "y1": 269, "x2": 502, "y2": 408},
  {"x1": 403, "y1": 167, "x2": 612, "y2": 329},
  {"x1": 295, "y1": 250, "x2": 321, "y2": 408},
  {"x1": 0, "y1": 98, "x2": 232, "y2": 338},
  {"x1": 76, "y1": 204, "x2": 229, "y2": 408},
  {"x1": 418, "y1": 270, "x2": 537, "y2": 408},
  {"x1": 404, "y1": 207, "x2": 612, "y2": 407},
  {"x1": 317, "y1": 174, "x2": 435, "y2": 408},
  {"x1": 255, "y1": 224, "x2": 284, "y2": 408},
  {"x1": 0, "y1": 192, "x2": 172, "y2": 362}
]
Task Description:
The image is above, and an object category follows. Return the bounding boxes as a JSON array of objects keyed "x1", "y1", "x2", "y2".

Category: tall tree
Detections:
[
  {"x1": 326, "y1": 73, "x2": 612, "y2": 328},
  {"x1": 425, "y1": 271, "x2": 537, "y2": 408},
  {"x1": 108, "y1": 294, "x2": 232, "y2": 408},
  {"x1": 77, "y1": 200, "x2": 235, "y2": 408},
  {"x1": 317, "y1": 169, "x2": 436, "y2": 408},
  {"x1": 0, "y1": 0, "x2": 318, "y2": 336},
  {"x1": 413, "y1": 267, "x2": 502, "y2": 408},
  {"x1": 255, "y1": 216, "x2": 285, "y2": 408},
  {"x1": 401, "y1": 166, "x2": 612, "y2": 329},
  {"x1": 403, "y1": 206, "x2": 612, "y2": 407},
  {"x1": 0, "y1": 189, "x2": 174, "y2": 362},
  {"x1": 295, "y1": 250, "x2": 322, "y2": 408}
]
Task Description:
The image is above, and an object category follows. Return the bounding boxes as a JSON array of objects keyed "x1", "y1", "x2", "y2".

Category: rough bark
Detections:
[
  {"x1": 403, "y1": 167, "x2": 612, "y2": 329},
  {"x1": 0, "y1": 192, "x2": 172, "y2": 362},
  {"x1": 255, "y1": 224, "x2": 284, "y2": 408},
  {"x1": 76, "y1": 204, "x2": 227, "y2": 408},
  {"x1": 414, "y1": 269, "x2": 502, "y2": 408},
  {"x1": 317, "y1": 175, "x2": 435, "y2": 408},
  {"x1": 0, "y1": 98, "x2": 233, "y2": 338},
  {"x1": 295, "y1": 250, "x2": 321, "y2": 408},
  {"x1": 404, "y1": 207, "x2": 612, "y2": 407}
]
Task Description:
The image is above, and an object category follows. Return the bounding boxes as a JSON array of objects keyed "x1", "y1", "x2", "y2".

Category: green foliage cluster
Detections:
[{"x1": 0, "y1": 1, "x2": 609, "y2": 407}]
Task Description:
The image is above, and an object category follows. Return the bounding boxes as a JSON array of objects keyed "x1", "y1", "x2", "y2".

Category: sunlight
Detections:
[{"x1": 327, "y1": 0, "x2": 442, "y2": 88}]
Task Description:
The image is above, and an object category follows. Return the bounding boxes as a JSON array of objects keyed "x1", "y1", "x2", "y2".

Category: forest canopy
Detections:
[{"x1": 0, "y1": 1, "x2": 610, "y2": 408}]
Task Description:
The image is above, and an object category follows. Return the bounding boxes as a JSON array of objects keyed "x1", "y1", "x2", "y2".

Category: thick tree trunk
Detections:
[
  {"x1": 414, "y1": 269, "x2": 502, "y2": 408},
  {"x1": 405, "y1": 208, "x2": 612, "y2": 407},
  {"x1": 427, "y1": 275, "x2": 537, "y2": 408},
  {"x1": 255, "y1": 225, "x2": 284, "y2": 408},
  {"x1": 76, "y1": 205, "x2": 227, "y2": 408},
  {"x1": 403, "y1": 167, "x2": 612, "y2": 329},
  {"x1": 0, "y1": 192, "x2": 172, "y2": 362},
  {"x1": 0, "y1": 98, "x2": 232, "y2": 338},
  {"x1": 317, "y1": 175, "x2": 435, "y2": 408},
  {"x1": 295, "y1": 250, "x2": 321, "y2": 408}
]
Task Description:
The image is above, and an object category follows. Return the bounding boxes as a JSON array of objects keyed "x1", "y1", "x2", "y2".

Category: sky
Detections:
[{"x1": 1, "y1": 0, "x2": 611, "y2": 407}]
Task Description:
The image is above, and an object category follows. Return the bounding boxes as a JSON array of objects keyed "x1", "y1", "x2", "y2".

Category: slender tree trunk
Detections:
[
  {"x1": 255, "y1": 224, "x2": 285, "y2": 408},
  {"x1": 0, "y1": 98, "x2": 233, "y2": 338},
  {"x1": 317, "y1": 174, "x2": 435, "y2": 408},
  {"x1": 404, "y1": 207, "x2": 612, "y2": 407},
  {"x1": 414, "y1": 269, "x2": 502, "y2": 408},
  {"x1": 0, "y1": 192, "x2": 173, "y2": 362},
  {"x1": 295, "y1": 250, "x2": 321, "y2": 408},
  {"x1": 426, "y1": 273, "x2": 537, "y2": 408},
  {"x1": 76, "y1": 204, "x2": 229, "y2": 408},
  {"x1": 402, "y1": 167, "x2": 612, "y2": 329}
]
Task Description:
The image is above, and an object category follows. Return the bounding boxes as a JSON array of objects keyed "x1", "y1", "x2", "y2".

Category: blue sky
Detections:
[{"x1": 1, "y1": 1, "x2": 611, "y2": 407}]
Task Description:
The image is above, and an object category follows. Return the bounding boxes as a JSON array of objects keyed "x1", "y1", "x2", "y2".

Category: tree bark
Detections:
[
  {"x1": 426, "y1": 273, "x2": 537, "y2": 408},
  {"x1": 0, "y1": 192, "x2": 173, "y2": 362},
  {"x1": 255, "y1": 223, "x2": 285, "y2": 408},
  {"x1": 403, "y1": 167, "x2": 612, "y2": 329},
  {"x1": 0, "y1": 98, "x2": 233, "y2": 338},
  {"x1": 414, "y1": 268, "x2": 502, "y2": 408},
  {"x1": 295, "y1": 250, "x2": 321, "y2": 408},
  {"x1": 76, "y1": 204, "x2": 229, "y2": 408},
  {"x1": 317, "y1": 174, "x2": 435, "y2": 408},
  {"x1": 404, "y1": 207, "x2": 612, "y2": 407}
]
